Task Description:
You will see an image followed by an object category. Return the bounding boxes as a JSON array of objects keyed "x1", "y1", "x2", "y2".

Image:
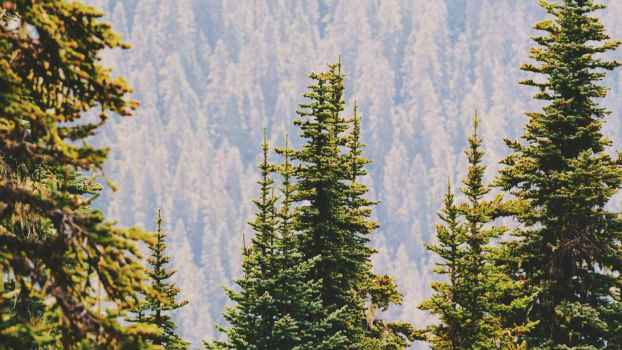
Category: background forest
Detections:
[{"x1": 76, "y1": 0, "x2": 622, "y2": 348}]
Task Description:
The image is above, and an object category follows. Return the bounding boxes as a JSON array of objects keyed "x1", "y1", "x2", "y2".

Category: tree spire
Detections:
[
  {"x1": 276, "y1": 133, "x2": 296, "y2": 262},
  {"x1": 129, "y1": 209, "x2": 190, "y2": 349},
  {"x1": 497, "y1": 1, "x2": 622, "y2": 346},
  {"x1": 292, "y1": 62, "x2": 413, "y2": 348},
  {"x1": 249, "y1": 129, "x2": 278, "y2": 273},
  {"x1": 207, "y1": 132, "x2": 348, "y2": 349},
  {"x1": 420, "y1": 114, "x2": 533, "y2": 349}
]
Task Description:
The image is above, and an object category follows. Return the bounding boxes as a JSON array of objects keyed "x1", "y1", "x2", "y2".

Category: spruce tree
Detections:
[
  {"x1": 130, "y1": 210, "x2": 189, "y2": 350},
  {"x1": 497, "y1": 1, "x2": 622, "y2": 347},
  {"x1": 0, "y1": 1, "x2": 153, "y2": 348},
  {"x1": 420, "y1": 117, "x2": 532, "y2": 349},
  {"x1": 347, "y1": 105, "x2": 414, "y2": 349},
  {"x1": 207, "y1": 135, "x2": 347, "y2": 350},
  {"x1": 292, "y1": 62, "x2": 356, "y2": 310},
  {"x1": 292, "y1": 62, "x2": 412, "y2": 348},
  {"x1": 274, "y1": 135, "x2": 297, "y2": 267},
  {"x1": 212, "y1": 62, "x2": 412, "y2": 349},
  {"x1": 419, "y1": 181, "x2": 466, "y2": 350}
]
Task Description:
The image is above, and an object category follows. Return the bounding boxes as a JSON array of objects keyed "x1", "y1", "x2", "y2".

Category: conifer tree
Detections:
[
  {"x1": 497, "y1": 1, "x2": 622, "y2": 347},
  {"x1": 420, "y1": 182, "x2": 466, "y2": 350},
  {"x1": 129, "y1": 210, "x2": 189, "y2": 350},
  {"x1": 212, "y1": 63, "x2": 412, "y2": 349},
  {"x1": 207, "y1": 135, "x2": 346, "y2": 350},
  {"x1": 292, "y1": 62, "x2": 412, "y2": 348},
  {"x1": 275, "y1": 135, "x2": 296, "y2": 264},
  {"x1": 293, "y1": 62, "x2": 356, "y2": 308},
  {"x1": 420, "y1": 117, "x2": 532, "y2": 349},
  {"x1": 347, "y1": 105, "x2": 414, "y2": 349},
  {"x1": 0, "y1": 1, "x2": 153, "y2": 348}
]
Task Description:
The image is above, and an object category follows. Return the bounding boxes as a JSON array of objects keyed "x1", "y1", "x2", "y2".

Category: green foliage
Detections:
[
  {"x1": 206, "y1": 134, "x2": 348, "y2": 350},
  {"x1": 129, "y1": 210, "x2": 190, "y2": 350},
  {"x1": 211, "y1": 63, "x2": 412, "y2": 349},
  {"x1": 419, "y1": 117, "x2": 534, "y2": 349},
  {"x1": 291, "y1": 62, "x2": 412, "y2": 348},
  {"x1": 496, "y1": 0, "x2": 622, "y2": 348},
  {"x1": 293, "y1": 62, "x2": 359, "y2": 309},
  {"x1": 0, "y1": 0, "x2": 153, "y2": 348}
]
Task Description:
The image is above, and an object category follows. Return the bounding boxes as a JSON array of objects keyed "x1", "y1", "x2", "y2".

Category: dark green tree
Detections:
[
  {"x1": 347, "y1": 105, "x2": 414, "y2": 349},
  {"x1": 420, "y1": 117, "x2": 532, "y2": 349},
  {"x1": 129, "y1": 210, "x2": 189, "y2": 350},
  {"x1": 292, "y1": 62, "x2": 355, "y2": 308},
  {"x1": 0, "y1": 1, "x2": 153, "y2": 348},
  {"x1": 207, "y1": 135, "x2": 347, "y2": 350},
  {"x1": 292, "y1": 62, "x2": 412, "y2": 348},
  {"x1": 496, "y1": 0, "x2": 622, "y2": 348},
  {"x1": 419, "y1": 181, "x2": 466, "y2": 350}
]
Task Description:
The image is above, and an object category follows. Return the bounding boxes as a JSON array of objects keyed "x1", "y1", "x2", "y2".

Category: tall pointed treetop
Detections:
[{"x1": 497, "y1": 0, "x2": 622, "y2": 347}]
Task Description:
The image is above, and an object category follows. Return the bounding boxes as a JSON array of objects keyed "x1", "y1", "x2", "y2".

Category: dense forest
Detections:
[{"x1": 2, "y1": 0, "x2": 622, "y2": 349}]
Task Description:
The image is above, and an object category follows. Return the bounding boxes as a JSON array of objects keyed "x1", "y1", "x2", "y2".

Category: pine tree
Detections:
[
  {"x1": 496, "y1": 1, "x2": 622, "y2": 347},
  {"x1": 129, "y1": 210, "x2": 189, "y2": 350},
  {"x1": 292, "y1": 62, "x2": 412, "y2": 348},
  {"x1": 211, "y1": 62, "x2": 411, "y2": 349},
  {"x1": 420, "y1": 117, "x2": 532, "y2": 349},
  {"x1": 207, "y1": 135, "x2": 347, "y2": 350}
]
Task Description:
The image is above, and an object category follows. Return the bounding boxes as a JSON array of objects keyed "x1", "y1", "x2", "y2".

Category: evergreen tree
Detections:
[
  {"x1": 420, "y1": 117, "x2": 532, "y2": 349},
  {"x1": 292, "y1": 62, "x2": 412, "y2": 348},
  {"x1": 207, "y1": 135, "x2": 347, "y2": 350},
  {"x1": 274, "y1": 135, "x2": 297, "y2": 268},
  {"x1": 347, "y1": 105, "x2": 414, "y2": 349},
  {"x1": 0, "y1": 1, "x2": 154, "y2": 348},
  {"x1": 497, "y1": 1, "x2": 622, "y2": 347},
  {"x1": 419, "y1": 181, "x2": 466, "y2": 350},
  {"x1": 0, "y1": 171, "x2": 100, "y2": 349},
  {"x1": 293, "y1": 62, "x2": 357, "y2": 308},
  {"x1": 129, "y1": 210, "x2": 189, "y2": 349}
]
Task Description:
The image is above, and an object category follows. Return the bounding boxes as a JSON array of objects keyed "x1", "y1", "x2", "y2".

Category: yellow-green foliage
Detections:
[{"x1": 0, "y1": 1, "x2": 155, "y2": 348}]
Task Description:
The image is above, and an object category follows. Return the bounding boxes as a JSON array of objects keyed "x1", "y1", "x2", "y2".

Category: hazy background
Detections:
[{"x1": 85, "y1": 1, "x2": 622, "y2": 348}]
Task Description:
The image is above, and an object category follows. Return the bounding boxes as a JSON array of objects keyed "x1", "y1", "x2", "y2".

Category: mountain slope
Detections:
[{"x1": 87, "y1": 0, "x2": 622, "y2": 347}]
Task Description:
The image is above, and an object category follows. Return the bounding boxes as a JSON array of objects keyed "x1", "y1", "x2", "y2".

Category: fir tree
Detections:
[
  {"x1": 130, "y1": 210, "x2": 189, "y2": 350},
  {"x1": 420, "y1": 117, "x2": 532, "y2": 349},
  {"x1": 207, "y1": 135, "x2": 347, "y2": 350},
  {"x1": 292, "y1": 62, "x2": 412, "y2": 348},
  {"x1": 293, "y1": 62, "x2": 355, "y2": 308},
  {"x1": 0, "y1": 1, "x2": 153, "y2": 348},
  {"x1": 419, "y1": 181, "x2": 466, "y2": 350},
  {"x1": 275, "y1": 135, "x2": 296, "y2": 265},
  {"x1": 347, "y1": 105, "x2": 414, "y2": 349},
  {"x1": 497, "y1": 1, "x2": 622, "y2": 347}
]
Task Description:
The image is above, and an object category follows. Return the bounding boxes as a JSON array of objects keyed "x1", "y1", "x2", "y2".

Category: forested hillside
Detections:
[{"x1": 82, "y1": 0, "x2": 622, "y2": 347}]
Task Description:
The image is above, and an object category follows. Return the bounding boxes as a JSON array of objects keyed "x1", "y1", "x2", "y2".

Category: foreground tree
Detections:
[
  {"x1": 420, "y1": 117, "x2": 531, "y2": 349},
  {"x1": 292, "y1": 62, "x2": 412, "y2": 348},
  {"x1": 210, "y1": 62, "x2": 412, "y2": 349},
  {"x1": 129, "y1": 210, "x2": 189, "y2": 349},
  {"x1": 0, "y1": 1, "x2": 153, "y2": 348},
  {"x1": 347, "y1": 106, "x2": 414, "y2": 349},
  {"x1": 207, "y1": 136, "x2": 347, "y2": 350},
  {"x1": 497, "y1": 0, "x2": 622, "y2": 347}
]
